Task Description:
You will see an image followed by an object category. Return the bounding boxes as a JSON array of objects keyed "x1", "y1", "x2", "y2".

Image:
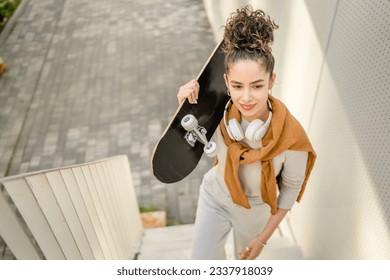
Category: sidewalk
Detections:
[{"x1": 0, "y1": 0, "x2": 216, "y2": 225}]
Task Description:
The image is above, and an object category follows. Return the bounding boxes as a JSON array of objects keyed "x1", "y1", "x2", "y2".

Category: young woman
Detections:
[{"x1": 177, "y1": 6, "x2": 316, "y2": 260}]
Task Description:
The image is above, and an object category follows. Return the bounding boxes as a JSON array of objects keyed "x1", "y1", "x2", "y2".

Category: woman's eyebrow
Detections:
[
  {"x1": 250, "y1": 79, "x2": 265, "y2": 84},
  {"x1": 230, "y1": 79, "x2": 265, "y2": 84}
]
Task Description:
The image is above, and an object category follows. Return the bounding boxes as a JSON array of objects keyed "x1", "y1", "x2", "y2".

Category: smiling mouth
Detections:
[{"x1": 240, "y1": 103, "x2": 256, "y2": 111}]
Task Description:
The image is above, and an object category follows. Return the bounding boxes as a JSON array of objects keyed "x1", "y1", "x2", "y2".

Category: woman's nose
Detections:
[{"x1": 243, "y1": 89, "x2": 252, "y2": 102}]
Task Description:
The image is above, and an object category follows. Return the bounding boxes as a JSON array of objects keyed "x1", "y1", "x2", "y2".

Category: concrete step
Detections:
[
  {"x1": 138, "y1": 224, "x2": 194, "y2": 260},
  {"x1": 138, "y1": 224, "x2": 304, "y2": 260}
]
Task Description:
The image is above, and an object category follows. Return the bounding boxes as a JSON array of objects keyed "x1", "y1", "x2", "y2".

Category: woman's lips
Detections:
[{"x1": 240, "y1": 103, "x2": 256, "y2": 111}]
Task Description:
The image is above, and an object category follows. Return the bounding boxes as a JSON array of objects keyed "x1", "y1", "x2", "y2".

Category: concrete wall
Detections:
[{"x1": 203, "y1": 0, "x2": 390, "y2": 259}]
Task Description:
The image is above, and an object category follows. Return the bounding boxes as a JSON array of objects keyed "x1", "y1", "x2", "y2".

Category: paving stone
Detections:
[{"x1": 0, "y1": 0, "x2": 216, "y2": 258}]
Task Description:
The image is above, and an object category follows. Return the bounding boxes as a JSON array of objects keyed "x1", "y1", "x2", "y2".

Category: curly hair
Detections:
[{"x1": 222, "y1": 6, "x2": 279, "y2": 76}]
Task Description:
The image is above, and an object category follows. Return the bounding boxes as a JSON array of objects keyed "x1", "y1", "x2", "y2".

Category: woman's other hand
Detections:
[{"x1": 239, "y1": 238, "x2": 265, "y2": 260}]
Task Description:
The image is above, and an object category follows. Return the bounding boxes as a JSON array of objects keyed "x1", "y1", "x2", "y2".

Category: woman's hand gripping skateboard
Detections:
[{"x1": 177, "y1": 79, "x2": 200, "y2": 105}]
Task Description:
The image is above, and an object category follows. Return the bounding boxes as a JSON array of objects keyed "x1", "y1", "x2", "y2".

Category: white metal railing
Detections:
[{"x1": 0, "y1": 155, "x2": 143, "y2": 260}]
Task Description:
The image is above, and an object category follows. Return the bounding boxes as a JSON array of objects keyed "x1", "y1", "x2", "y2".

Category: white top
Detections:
[{"x1": 214, "y1": 118, "x2": 308, "y2": 210}]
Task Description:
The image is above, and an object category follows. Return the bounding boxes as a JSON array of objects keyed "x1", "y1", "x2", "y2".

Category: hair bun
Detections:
[{"x1": 223, "y1": 6, "x2": 279, "y2": 54}]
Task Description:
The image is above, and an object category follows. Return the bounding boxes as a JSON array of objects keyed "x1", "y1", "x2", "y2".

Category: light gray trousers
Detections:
[{"x1": 192, "y1": 167, "x2": 270, "y2": 260}]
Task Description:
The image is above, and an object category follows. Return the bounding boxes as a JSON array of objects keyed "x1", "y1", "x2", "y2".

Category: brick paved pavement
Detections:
[{"x1": 0, "y1": 0, "x2": 216, "y2": 227}]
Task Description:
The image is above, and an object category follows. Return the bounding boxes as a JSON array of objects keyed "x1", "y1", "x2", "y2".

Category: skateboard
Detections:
[{"x1": 151, "y1": 41, "x2": 229, "y2": 183}]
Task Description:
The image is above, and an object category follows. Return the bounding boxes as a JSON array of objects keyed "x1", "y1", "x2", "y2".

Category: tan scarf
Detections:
[{"x1": 219, "y1": 95, "x2": 317, "y2": 214}]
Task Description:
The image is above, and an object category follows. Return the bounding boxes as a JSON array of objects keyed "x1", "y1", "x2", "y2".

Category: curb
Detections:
[{"x1": 0, "y1": 0, "x2": 30, "y2": 49}]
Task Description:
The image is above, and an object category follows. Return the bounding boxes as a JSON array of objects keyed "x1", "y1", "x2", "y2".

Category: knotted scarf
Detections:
[{"x1": 219, "y1": 95, "x2": 317, "y2": 214}]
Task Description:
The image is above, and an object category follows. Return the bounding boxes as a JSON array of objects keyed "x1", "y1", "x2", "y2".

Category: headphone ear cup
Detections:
[
  {"x1": 245, "y1": 119, "x2": 266, "y2": 141},
  {"x1": 227, "y1": 118, "x2": 245, "y2": 141}
]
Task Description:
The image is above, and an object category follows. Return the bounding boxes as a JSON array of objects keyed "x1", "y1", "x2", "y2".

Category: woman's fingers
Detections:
[
  {"x1": 193, "y1": 80, "x2": 199, "y2": 100},
  {"x1": 186, "y1": 80, "x2": 199, "y2": 104},
  {"x1": 188, "y1": 87, "x2": 197, "y2": 104},
  {"x1": 239, "y1": 247, "x2": 251, "y2": 260}
]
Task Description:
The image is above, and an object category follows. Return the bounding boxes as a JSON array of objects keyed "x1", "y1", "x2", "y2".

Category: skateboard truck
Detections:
[{"x1": 181, "y1": 114, "x2": 217, "y2": 157}]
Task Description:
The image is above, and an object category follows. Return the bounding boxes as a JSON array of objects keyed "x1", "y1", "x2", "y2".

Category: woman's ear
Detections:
[
  {"x1": 269, "y1": 73, "x2": 276, "y2": 89},
  {"x1": 224, "y1": 73, "x2": 229, "y2": 88}
]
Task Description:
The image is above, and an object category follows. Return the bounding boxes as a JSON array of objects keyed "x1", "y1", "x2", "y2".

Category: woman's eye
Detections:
[
  {"x1": 232, "y1": 85, "x2": 242, "y2": 89},
  {"x1": 254, "y1": 85, "x2": 263, "y2": 89}
]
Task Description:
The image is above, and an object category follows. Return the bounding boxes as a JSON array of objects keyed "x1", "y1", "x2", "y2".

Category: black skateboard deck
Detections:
[{"x1": 151, "y1": 42, "x2": 229, "y2": 183}]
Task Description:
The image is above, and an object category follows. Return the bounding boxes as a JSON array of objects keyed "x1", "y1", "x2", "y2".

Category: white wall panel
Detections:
[
  {"x1": 292, "y1": 0, "x2": 390, "y2": 259},
  {"x1": 0, "y1": 155, "x2": 143, "y2": 259}
]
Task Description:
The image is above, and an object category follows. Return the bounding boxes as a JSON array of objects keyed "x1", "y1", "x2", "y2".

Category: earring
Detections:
[
  {"x1": 268, "y1": 89, "x2": 273, "y2": 95},
  {"x1": 227, "y1": 89, "x2": 231, "y2": 96}
]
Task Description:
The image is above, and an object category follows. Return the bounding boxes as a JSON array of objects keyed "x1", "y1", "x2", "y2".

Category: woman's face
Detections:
[{"x1": 224, "y1": 59, "x2": 275, "y2": 122}]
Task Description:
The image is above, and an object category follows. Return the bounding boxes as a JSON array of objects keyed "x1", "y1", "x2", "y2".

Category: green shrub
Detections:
[
  {"x1": 0, "y1": 0, "x2": 22, "y2": 33},
  {"x1": 139, "y1": 205, "x2": 158, "y2": 213}
]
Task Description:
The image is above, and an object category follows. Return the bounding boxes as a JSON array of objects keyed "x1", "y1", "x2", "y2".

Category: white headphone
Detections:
[{"x1": 223, "y1": 99, "x2": 272, "y2": 142}]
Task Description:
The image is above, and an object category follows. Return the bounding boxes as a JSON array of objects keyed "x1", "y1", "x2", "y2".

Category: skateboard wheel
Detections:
[
  {"x1": 204, "y1": 141, "x2": 217, "y2": 157},
  {"x1": 181, "y1": 114, "x2": 198, "y2": 131}
]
